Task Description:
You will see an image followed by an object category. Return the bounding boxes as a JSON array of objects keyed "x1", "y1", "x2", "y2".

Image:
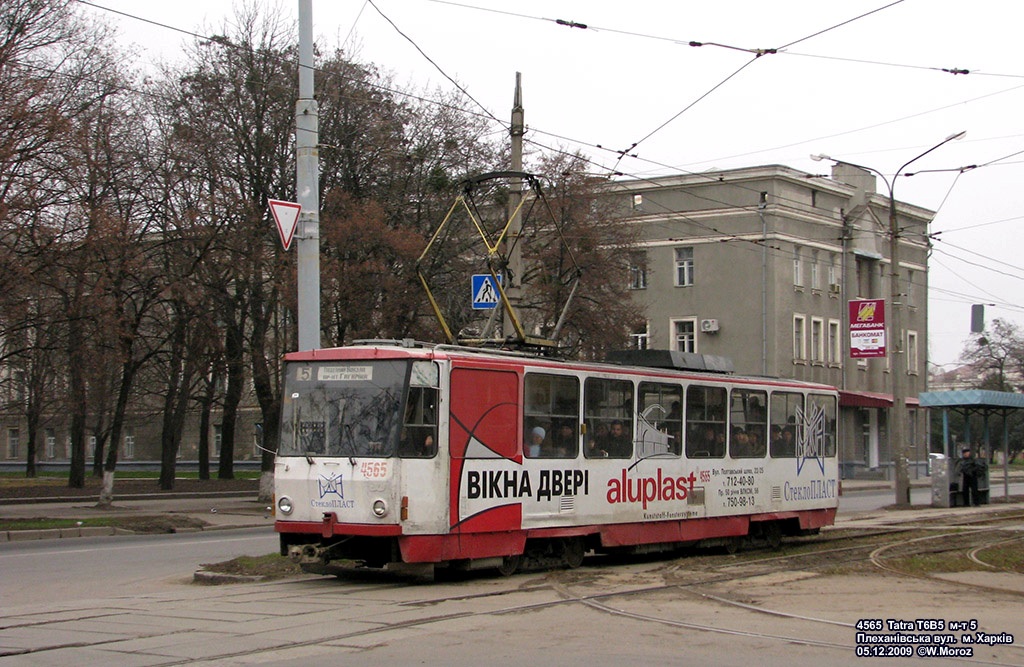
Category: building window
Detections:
[
  {"x1": 629, "y1": 322, "x2": 650, "y2": 350},
  {"x1": 87, "y1": 436, "x2": 96, "y2": 459},
  {"x1": 214, "y1": 425, "x2": 223, "y2": 458},
  {"x1": 793, "y1": 314, "x2": 806, "y2": 361},
  {"x1": 13, "y1": 370, "x2": 26, "y2": 403},
  {"x1": 628, "y1": 253, "x2": 648, "y2": 290},
  {"x1": 674, "y1": 247, "x2": 694, "y2": 287},
  {"x1": 828, "y1": 319, "x2": 841, "y2": 365},
  {"x1": 907, "y1": 330, "x2": 919, "y2": 375},
  {"x1": 810, "y1": 251, "x2": 819, "y2": 290},
  {"x1": 631, "y1": 193, "x2": 643, "y2": 211},
  {"x1": 793, "y1": 247, "x2": 803, "y2": 287},
  {"x1": 906, "y1": 269, "x2": 915, "y2": 309},
  {"x1": 855, "y1": 255, "x2": 877, "y2": 298},
  {"x1": 811, "y1": 317, "x2": 824, "y2": 363},
  {"x1": 7, "y1": 429, "x2": 19, "y2": 459},
  {"x1": 827, "y1": 260, "x2": 837, "y2": 288},
  {"x1": 672, "y1": 319, "x2": 697, "y2": 353},
  {"x1": 123, "y1": 429, "x2": 135, "y2": 460},
  {"x1": 45, "y1": 429, "x2": 56, "y2": 459}
]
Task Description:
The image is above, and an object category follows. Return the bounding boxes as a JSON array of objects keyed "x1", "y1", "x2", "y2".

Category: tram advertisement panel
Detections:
[{"x1": 450, "y1": 376, "x2": 837, "y2": 528}]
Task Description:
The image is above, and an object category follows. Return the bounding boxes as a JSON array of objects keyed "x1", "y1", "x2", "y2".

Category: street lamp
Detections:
[{"x1": 811, "y1": 131, "x2": 965, "y2": 507}]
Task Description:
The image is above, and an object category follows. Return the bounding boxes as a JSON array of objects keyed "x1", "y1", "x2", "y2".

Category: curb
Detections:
[{"x1": 192, "y1": 568, "x2": 269, "y2": 585}]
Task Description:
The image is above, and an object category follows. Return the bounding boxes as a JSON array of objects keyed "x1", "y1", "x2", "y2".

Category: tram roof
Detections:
[{"x1": 286, "y1": 341, "x2": 837, "y2": 392}]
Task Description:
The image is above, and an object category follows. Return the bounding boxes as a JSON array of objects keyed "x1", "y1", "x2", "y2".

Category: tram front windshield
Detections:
[{"x1": 279, "y1": 360, "x2": 408, "y2": 457}]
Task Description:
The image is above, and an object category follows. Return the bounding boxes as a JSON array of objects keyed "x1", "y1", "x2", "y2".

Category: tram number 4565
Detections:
[{"x1": 358, "y1": 461, "x2": 388, "y2": 478}]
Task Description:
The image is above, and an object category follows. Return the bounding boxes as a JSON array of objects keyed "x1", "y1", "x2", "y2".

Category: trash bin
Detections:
[
  {"x1": 977, "y1": 458, "x2": 990, "y2": 505},
  {"x1": 931, "y1": 456, "x2": 951, "y2": 508}
]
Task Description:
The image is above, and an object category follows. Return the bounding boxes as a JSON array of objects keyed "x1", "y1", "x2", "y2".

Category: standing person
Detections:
[{"x1": 958, "y1": 447, "x2": 983, "y2": 507}]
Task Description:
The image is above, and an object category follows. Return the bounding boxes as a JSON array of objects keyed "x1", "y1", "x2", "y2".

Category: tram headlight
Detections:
[
  {"x1": 372, "y1": 499, "x2": 388, "y2": 518},
  {"x1": 277, "y1": 496, "x2": 294, "y2": 516}
]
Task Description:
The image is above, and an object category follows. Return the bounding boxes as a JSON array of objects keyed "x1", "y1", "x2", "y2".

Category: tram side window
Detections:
[
  {"x1": 730, "y1": 389, "x2": 767, "y2": 458},
  {"x1": 584, "y1": 377, "x2": 634, "y2": 458},
  {"x1": 685, "y1": 385, "x2": 726, "y2": 458},
  {"x1": 399, "y1": 362, "x2": 439, "y2": 458},
  {"x1": 524, "y1": 373, "x2": 580, "y2": 458},
  {"x1": 808, "y1": 394, "x2": 838, "y2": 457},
  {"x1": 638, "y1": 382, "x2": 682, "y2": 456},
  {"x1": 770, "y1": 392, "x2": 803, "y2": 458}
]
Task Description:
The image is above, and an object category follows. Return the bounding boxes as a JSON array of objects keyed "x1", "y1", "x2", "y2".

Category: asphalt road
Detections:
[{"x1": 0, "y1": 527, "x2": 276, "y2": 606}]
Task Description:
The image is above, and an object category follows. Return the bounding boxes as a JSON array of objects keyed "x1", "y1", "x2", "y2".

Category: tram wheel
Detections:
[
  {"x1": 496, "y1": 555, "x2": 521, "y2": 577},
  {"x1": 562, "y1": 538, "x2": 585, "y2": 569},
  {"x1": 764, "y1": 522, "x2": 783, "y2": 551},
  {"x1": 724, "y1": 536, "x2": 743, "y2": 555}
]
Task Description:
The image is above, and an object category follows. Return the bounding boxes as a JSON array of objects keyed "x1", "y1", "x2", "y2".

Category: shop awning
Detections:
[{"x1": 839, "y1": 390, "x2": 921, "y2": 408}]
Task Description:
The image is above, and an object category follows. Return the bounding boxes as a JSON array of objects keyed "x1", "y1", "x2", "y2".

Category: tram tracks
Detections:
[{"x1": 5, "y1": 514, "x2": 1024, "y2": 664}]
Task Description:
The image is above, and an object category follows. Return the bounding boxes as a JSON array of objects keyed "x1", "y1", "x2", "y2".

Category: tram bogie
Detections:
[{"x1": 275, "y1": 341, "x2": 839, "y2": 577}]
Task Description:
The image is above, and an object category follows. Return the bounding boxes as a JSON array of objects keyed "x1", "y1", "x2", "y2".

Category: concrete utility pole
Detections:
[
  {"x1": 295, "y1": 0, "x2": 321, "y2": 351},
  {"x1": 504, "y1": 73, "x2": 524, "y2": 340}
]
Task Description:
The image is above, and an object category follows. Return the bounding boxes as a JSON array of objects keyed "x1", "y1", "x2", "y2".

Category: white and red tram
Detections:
[{"x1": 274, "y1": 341, "x2": 839, "y2": 575}]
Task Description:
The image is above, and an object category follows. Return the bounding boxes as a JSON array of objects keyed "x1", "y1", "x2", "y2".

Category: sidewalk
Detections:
[
  {"x1": 840, "y1": 468, "x2": 1024, "y2": 493},
  {"x1": 3, "y1": 473, "x2": 1021, "y2": 542}
]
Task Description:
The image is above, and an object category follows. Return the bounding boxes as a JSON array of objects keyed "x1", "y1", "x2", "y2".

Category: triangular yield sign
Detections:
[{"x1": 268, "y1": 199, "x2": 302, "y2": 250}]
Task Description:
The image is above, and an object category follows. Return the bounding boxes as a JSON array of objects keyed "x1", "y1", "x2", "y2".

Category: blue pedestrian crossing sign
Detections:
[{"x1": 471, "y1": 274, "x2": 502, "y2": 310}]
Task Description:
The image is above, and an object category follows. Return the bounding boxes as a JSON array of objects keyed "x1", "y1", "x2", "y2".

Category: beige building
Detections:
[{"x1": 611, "y1": 164, "x2": 932, "y2": 479}]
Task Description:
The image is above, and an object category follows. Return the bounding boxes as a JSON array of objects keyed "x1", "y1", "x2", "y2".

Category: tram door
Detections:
[{"x1": 448, "y1": 366, "x2": 521, "y2": 532}]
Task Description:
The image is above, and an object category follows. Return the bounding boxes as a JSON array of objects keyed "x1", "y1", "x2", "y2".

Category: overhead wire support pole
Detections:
[
  {"x1": 811, "y1": 130, "x2": 965, "y2": 507},
  {"x1": 504, "y1": 73, "x2": 524, "y2": 342},
  {"x1": 296, "y1": 0, "x2": 321, "y2": 351}
]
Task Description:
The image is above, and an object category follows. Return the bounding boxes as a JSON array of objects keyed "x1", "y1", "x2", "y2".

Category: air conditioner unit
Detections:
[
  {"x1": 700, "y1": 319, "x2": 720, "y2": 333},
  {"x1": 828, "y1": 283, "x2": 841, "y2": 294}
]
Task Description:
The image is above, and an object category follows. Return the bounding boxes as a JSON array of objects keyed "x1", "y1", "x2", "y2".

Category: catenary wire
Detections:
[
  {"x1": 73, "y1": 0, "x2": 1021, "y2": 319},
  {"x1": 76, "y1": 0, "x2": 1015, "y2": 225}
]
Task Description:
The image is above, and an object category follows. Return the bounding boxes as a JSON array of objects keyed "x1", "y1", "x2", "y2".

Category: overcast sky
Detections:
[{"x1": 85, "y1": 0, "x2": 1024, "y2": 369}]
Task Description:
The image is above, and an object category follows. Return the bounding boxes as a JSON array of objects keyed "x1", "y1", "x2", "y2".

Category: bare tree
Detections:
[
  {"x1": 960, "y1": 318, "x2": 1024, "y2": 392},
  {"x1": 526, "y1": 153, "x2": 645, "y2": 358}
]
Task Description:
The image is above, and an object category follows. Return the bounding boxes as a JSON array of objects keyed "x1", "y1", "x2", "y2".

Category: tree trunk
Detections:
[
  {"x1": 25, "y1": 412, "x2": 39, "y2": 478},
  {"x1": 218, "y1": 323, "x2": 245, "y2": 480},
  {"x1": 158, "y1": 316, "x2": 189, "y2": 490},
  {"x1": 96, "y1": 360, "x2": 137, "y2": 507},
  {"x1": 98, "y1": 470, "x2": 116, "y2": 507},
  {"x1": 67, "y1": 307, "x2": 88, "y2": 488}
]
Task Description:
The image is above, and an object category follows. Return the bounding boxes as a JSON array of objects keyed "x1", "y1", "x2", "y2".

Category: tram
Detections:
[{"x1": 274, "y1": 340, "x2": 839, "y2": 575}]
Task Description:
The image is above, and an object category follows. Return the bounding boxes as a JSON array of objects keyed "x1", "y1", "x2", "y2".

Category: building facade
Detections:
[{"x1": 612, "y1": 164, "x2": 931, "y2": 478}]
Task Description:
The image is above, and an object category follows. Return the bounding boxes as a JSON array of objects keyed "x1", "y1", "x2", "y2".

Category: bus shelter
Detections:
[{"x1": 918, "y1": 389, "x2": 1024, "y2": 506}]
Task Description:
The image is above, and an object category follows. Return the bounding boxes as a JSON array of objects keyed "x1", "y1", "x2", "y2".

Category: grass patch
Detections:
[
  {"x1": 888, "y1": 552, "x2": 987, "y2": 575},
  {"x1": 0, "y1": 471, "x2": 261, "y2": 481},
  {"x1": 200, "y1": 553, "x2": 303, "y2": 580},
  {"x1": 974, "y1": 543, "x2": 1024, "y2": 573},
  {"x1": 0, "y1": 515, "x2": 208, "y2": 533}
]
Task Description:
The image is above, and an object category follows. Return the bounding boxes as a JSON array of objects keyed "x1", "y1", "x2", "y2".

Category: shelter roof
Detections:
[{"x1": 918, "y1": 390, "x2": 1024, "y2": 410}]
